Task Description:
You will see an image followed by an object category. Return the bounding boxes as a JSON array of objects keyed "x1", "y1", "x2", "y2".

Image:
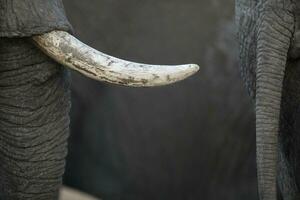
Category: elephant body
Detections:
[
  {"x1": 237, "y1": 0, "x2": 300, "y2": 199},
  {"x1": 0, "y1": 0, "x2": 71, "y2": 199},
  {"x1": 0, "y1": 38, "x2": 70, "y2": 199}
]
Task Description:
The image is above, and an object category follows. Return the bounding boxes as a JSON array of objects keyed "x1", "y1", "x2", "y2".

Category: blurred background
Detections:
[{"x1": 62, "y1": 0, "x2": 257, "y2": 199}]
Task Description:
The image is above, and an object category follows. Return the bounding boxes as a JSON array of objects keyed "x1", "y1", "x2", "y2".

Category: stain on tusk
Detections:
[{"x1": 32, "y1": 31, "x2": 199, "y2": 87}]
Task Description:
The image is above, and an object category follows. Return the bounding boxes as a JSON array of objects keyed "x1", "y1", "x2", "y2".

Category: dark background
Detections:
[{"x1": 62, "y1": 0, "x2": 257, "y2": 199}]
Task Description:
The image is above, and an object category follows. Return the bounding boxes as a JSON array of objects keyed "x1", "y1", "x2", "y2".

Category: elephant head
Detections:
[
  {"x1": 236, "y1": 0, "x2": 300, "y2": 199},
  {"x1": 0, "y1": 0, "x2": 198, "y2": 199}
]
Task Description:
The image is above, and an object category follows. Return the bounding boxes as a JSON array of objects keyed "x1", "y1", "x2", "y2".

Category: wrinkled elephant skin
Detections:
[
  {"x1": 0, "y1": 0, "x2": 71, "y2": 199},
  {"x1": 237, "y1": 0, "x2": 300, "y2": 199}
]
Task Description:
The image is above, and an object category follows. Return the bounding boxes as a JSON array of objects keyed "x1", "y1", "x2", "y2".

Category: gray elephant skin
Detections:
[
  {"x1": 237, "y1": 0, "x2": 300, "y2": 200},
  {"x1": 0, "y1": 0, "x2": 72, "y2": 199}
]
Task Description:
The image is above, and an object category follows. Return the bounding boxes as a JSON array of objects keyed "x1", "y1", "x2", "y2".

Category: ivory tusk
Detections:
[{"x1": 32, "y1": 31, "x2": 199, "y2": 87}]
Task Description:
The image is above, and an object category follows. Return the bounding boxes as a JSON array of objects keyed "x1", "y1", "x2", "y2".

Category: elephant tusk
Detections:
[{"x1": 32, "y1": 31, "x2": 199, "y2": 87}]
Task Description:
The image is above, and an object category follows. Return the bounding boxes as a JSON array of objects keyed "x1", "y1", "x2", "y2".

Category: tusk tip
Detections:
[
  {"x1": 190, "y1": 64, "x2": 200, "y2": 73},
  {"x1": 182, "y1": 63, "x2": 200, "y2": 77}
]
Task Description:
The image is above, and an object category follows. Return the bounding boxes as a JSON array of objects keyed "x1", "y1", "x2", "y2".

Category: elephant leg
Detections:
[
  {"x1": 0, "y1": 38, "x2": 70, "y2": 199},
  {"x1": 277, "y1": 63, "x2": 300, "y2": 200}
]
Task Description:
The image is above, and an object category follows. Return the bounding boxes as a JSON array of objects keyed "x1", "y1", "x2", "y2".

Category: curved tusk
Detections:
[{"x1": 32, "y1": 31, "x2": 199, "y2": 87}]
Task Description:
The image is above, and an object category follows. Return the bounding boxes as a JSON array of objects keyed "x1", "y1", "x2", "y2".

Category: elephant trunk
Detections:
[
  {"x1": 255, "y1": 9, "x2": 294, "y2": 199},
  {"x1": 0, "y1": 38, "x2": 70, "y2": 199}
]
